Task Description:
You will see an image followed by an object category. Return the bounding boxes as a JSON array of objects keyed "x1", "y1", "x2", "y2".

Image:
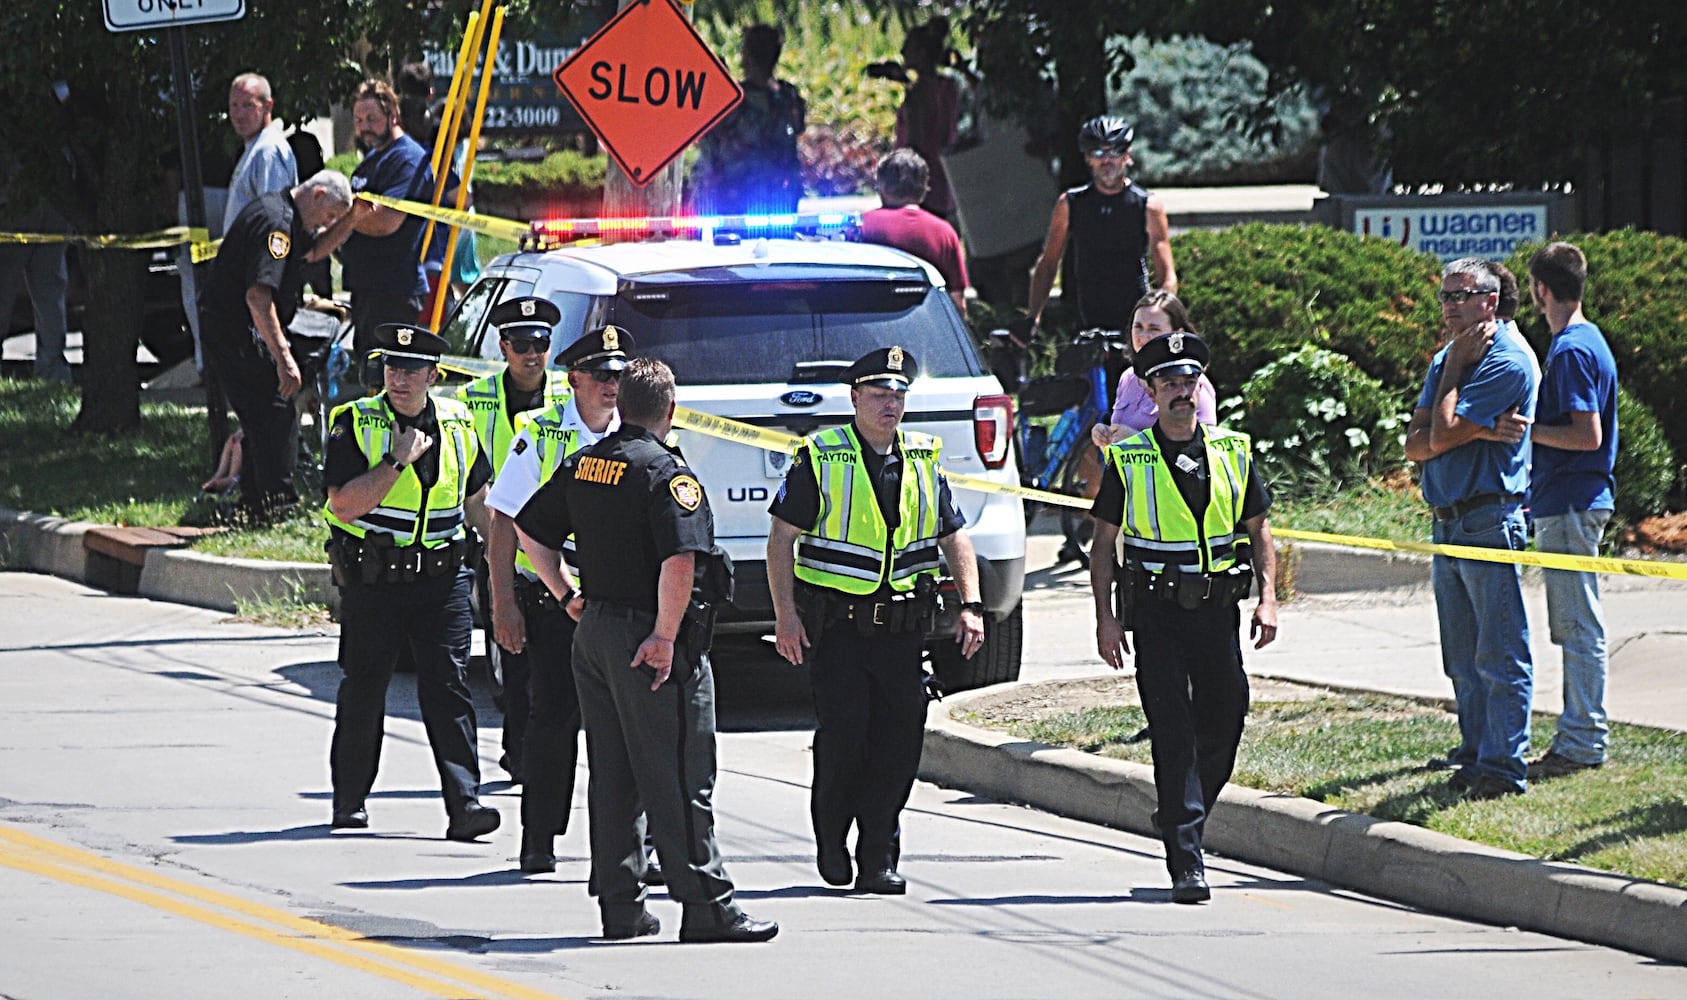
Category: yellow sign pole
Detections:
[
  {"x1": 429, "y1": 5, "x2": 506, "y2": 332},
  {"x1": 419, "y1": 0, "x2": 495, "y2": 266}
]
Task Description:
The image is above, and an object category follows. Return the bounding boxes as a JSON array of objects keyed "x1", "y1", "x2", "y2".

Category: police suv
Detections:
[{"x1": 438, "y1": 220, "x2": 1026, "y2": 690}]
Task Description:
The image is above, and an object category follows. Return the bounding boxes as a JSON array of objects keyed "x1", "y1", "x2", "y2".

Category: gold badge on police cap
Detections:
[
  {"x1": 669, "y1": 474, "x2": 703, "y2": 511},
  {"x1": 397, "y1": 328, "x2": 413, "y2": 346},
  {"x1": 887, "y1": 346, "x2": 905, "y2": 371},
  {"x1": 520, "y1": 300, "x2": 536, "y2": 317},
  {"x1": 602, "y1": 327, "x2": 620, "y2": 351},
  {"x1": 1168, "y1": 332, "x2": 1185, "y2": 354}
]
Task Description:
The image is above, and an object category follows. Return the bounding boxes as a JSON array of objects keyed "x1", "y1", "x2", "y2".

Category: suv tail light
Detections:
[{"x1": 973, "y1": 394, "x2": 1013, "y2": 469}]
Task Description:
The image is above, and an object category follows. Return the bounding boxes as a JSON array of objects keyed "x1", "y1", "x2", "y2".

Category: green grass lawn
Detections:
[{"x1": 965, "y1": 691, "x2": 1687, "y2": 887}]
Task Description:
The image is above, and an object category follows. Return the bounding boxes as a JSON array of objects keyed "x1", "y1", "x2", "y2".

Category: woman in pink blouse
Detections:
[{"x1": 1090, "y1": 290, "x2": 1218, "y2": 446}]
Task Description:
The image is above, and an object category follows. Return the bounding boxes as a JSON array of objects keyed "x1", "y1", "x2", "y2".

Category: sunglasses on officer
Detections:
[
  {"x1": 502, "y1": 336, "x2": 551, "y2": 355},
  {"x1": 587, "y1": 368, "x2": 622, "y2": 384}
]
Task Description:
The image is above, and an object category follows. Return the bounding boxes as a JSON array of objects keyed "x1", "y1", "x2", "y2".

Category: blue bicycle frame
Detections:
[{"x1": 1016, "y1": 330, "x2": 1122, "y2": 494}]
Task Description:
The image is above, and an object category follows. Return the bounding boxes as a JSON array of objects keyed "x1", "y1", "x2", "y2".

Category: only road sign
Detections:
[
  {"x1": 553, "y1": 0, "x2": 743, "y2": 187},
  {"x1": 104, "y1": 0, "x2": 246, "y2": 33}
]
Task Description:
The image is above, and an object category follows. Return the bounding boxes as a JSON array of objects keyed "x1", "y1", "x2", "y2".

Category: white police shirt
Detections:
[{"x1": 485, "y1": 397, "x2": 619, "y2": 578}]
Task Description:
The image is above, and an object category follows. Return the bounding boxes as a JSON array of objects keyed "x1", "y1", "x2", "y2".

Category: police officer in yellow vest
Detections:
[
  {"x1": 456, "y1": 296, "x2": 572, "y2": 782},
  {"x1": 768, "y1": 346, "x2": 987, "y2": 895},
  {"x1": 484, "y1": 325, "x2": 629, "y2": 874},
  {"x1": 1089, "y1": 331, "x2": 1279, "y2": 903},
  {"x1": 323, "y1": 322, "x2": 499, "y2": 841}
]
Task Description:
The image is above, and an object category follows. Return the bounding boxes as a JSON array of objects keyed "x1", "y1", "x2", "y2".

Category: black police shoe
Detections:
[
  {"x1": 1171, "y1": 868, "x2": 1210, "y2": 904},
  {"x1": 445, "y1": 803, "x2": 500, "y2": 842},
  {"x1": 519, "y1": 831, "x2": 555, "y2": 873},
  {"x1": 331, "y1": 806, "x2": 369, "y2": 829},
  {"x1": 817, "y1": 843, "x2": 853, "y2": 887},
  {"x1": 678, "y1": 911, "x2": 780, "y2": 944},
  {"x1": 853, "y1": 868, "x2": 907, "y2": 895},
  {"x1": 602, "y1": 911, "x2": 660, "y2": 941},
  {"x1": 499, "y1": 752, "x2": 523, "y2": 784}
]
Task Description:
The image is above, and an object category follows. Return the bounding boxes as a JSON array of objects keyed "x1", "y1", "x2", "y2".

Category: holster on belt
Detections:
[
  {"x1": 681, "y1": 598, "x2": 719, "y2": 656},
  {"x1": 518, "y1": 576, "x2": 568, "y2": 617},
  {"x1": 794, "y1": 581, "x2": 834, "y2": 639},
  {"x1": 1113, "y1": 557, "x2": 1135, "y2": 629}
]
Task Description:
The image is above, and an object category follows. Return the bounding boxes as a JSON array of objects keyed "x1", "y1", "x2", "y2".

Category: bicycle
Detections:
[{"x1": 992, "y1": 327, "x2": 1129, "y2": 566}]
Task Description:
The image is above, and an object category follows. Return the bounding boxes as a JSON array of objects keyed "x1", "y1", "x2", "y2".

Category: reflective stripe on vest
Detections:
[
  {"x1": 794, "y1": 425, "x2": 944, "y2": 596},
  {"x1": 1105, "y1": 426, "x2": 1251, "y2": 575},
  {"x1": 456, "y1": 370, "x2": 570, "y2": 477},
  {"x1": 322, "y1": 395, "x2": 478, "y2": 548},
  {"x1": 512, "y1": 404, "x2": 587, "y2": 577}
]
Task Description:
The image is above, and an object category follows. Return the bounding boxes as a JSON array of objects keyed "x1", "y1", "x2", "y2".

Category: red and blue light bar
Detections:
[{"x1": 525, "y1": 212, "x2": 861, "y2": 249}]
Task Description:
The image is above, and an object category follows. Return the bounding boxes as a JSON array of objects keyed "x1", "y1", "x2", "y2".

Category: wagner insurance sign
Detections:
[{"x1": 1351, "y1": 200, "x2": 1556, "y2": 262}]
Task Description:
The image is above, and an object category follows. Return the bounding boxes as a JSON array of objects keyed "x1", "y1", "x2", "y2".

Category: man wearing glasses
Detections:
[
  {"x1": 483, "y1": 323, "x2": 631, "y2": 875},
  {"x1": 1404, "y1": 257, "x2": 1540, "y2": 801},
  {"x1": 457, "y1": 297, "x2": 572, "y2": 784},
  {"x1": 1023, "y1": 115, "x2": 1177, "y2": 344}
]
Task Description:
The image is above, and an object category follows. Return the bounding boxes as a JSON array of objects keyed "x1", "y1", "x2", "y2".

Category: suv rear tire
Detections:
[{"x1": 931, "y1": 601, "x2": 1023, "y2": 692}]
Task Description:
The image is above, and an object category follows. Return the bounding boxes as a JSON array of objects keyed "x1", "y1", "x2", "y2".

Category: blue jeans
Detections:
[
  {"x1": 1536, "y1": 509, "x2": 1611, "y2": 765},
  {"x1": 1432, "y1": 502, "x2": 1533, "y2": 790}
]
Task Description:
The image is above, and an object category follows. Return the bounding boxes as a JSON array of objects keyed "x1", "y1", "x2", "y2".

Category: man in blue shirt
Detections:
[
  {"x1": 310, "y1": 80, "x2": 449, "y2": 361},
  {"x1": 1404, "y1": 257, "x2": 1539, "y2": 799},
  {"x1": 1526, "y1": 242, "x2": 1618, "y2": 778}
]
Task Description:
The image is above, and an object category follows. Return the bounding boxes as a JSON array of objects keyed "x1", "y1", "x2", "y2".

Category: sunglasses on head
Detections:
[
  {"x1": 503, "y1": 337, "x2": 551, "y2": 355},
  {"x1": 588, "y1": 368, "x2": 622, "y2": 384}
]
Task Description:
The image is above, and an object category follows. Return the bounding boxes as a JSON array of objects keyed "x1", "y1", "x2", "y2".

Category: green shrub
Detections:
[
  {"x1": 1611, "y1": 385, "x2": 1680, "y2": 527},
  {"x1": 1108, "y1": 34, "x2": 1320, "y2": 186},
  {"x1": 1173, "y1": 223, "x2": 1443, "y2": 405},
  {"x1": 1231, "y1": 345, "x2": 1410, "y2": 499},
  {"x1": 473, "y1": 149, "x2": 606, "y2": 194},
  {"x1": 1504, "y1": 229, "x2": 1687, "y2": 462}
]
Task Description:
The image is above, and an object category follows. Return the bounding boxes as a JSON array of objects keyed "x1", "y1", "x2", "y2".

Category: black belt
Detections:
[
  {"x1": 585, "y1": 600, "x2": 655, "y2": 621},
  {"x1": 1431, "y1": 492, "x2": 1523, "y2": 521}
]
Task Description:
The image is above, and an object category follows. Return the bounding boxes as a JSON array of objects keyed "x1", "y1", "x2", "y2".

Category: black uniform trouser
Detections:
[
  {"x1": 572, "y1": 602, "x2": 739, "y2": 929},
  {"x1": 520, "y1": 600, "x2": 581, "y2": 840},
  {"x1": 200, "y1": 314, "x2": 299, "y2": 516},
  {"x1": 477, "y1": 564, "x2": 532, "y2": 771},
  {"x1": 330, "y1": 567, "x2": 482, "y2": 819},
  {"x1": 1132, "y1": 598, "x2": 1249, "y2": 878},
  {"x1": 809, "y1": 622, "x2": 927, "y2": 873}
]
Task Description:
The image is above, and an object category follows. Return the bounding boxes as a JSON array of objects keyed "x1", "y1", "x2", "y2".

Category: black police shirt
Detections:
[
  {"x1": 1091, "y1": 424, "x2": 1270, "y2": 530},
  {"x1": 515, "y1": 424, "x2": 713, "y2": 613},
  {"x1": 502, "y1": 370, "x2": 548, "y2": 417},
  {"x1": 768, "y1": 421, "x2": 967, "y2": 537},
  {"x1": 200, "y1": 190, "x2": 311, "y2": 330},
  {"x1": 324, "y1": 396, "x2": 493, "y2": 504}
]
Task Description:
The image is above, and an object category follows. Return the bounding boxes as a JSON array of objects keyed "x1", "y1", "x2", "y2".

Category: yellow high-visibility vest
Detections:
[
  {"x1": 455, "y1": 370, "x2": 570, "y2": 477},
  {"x1": 1104, "y1": 426, "x2": 1252, "y2": 575},
  {"x1": 794, "y1": 424, "x2": 944, "y2": 596},
  {"x1": 323, "y1": 395, "x2": 479, "y2": 548}
]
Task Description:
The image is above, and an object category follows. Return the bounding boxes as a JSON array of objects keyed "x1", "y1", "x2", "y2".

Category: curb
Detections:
[
  {"x1": 921, "y1": 679, "x2": 1687, "y2": 965},
  {"x1": 1285, "y1": 540, "x2": 1430, "y2": 593},
  {"x1": 1, "y1": 507, "x2": 335, "y2": 615}
]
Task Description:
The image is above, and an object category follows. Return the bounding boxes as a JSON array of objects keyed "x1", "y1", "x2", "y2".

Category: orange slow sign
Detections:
[{"x1": 552, "y1": 0, "x2": 744, "y2": 187}]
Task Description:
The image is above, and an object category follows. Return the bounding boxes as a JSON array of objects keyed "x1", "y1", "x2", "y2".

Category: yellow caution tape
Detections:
[
  {"x1": 671, "y1": 405, "x2": 1687, "y2": 580},
  {"x1": 359, "y1": 193, "x2": 534, "y2": 243},
  {"x1": 0, "y1": 226, "x2": 214, "y2": 253}
]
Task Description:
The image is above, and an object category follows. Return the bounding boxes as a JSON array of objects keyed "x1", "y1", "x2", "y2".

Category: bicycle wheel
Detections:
[{"x1": 1056, "y1": 442, "x2": 1103, "y2": 566}]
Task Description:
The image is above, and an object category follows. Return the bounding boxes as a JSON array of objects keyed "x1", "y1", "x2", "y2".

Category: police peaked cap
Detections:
[
  {"x1": 375, "y1": 323, "x2": 449, "y2": 369},
  {"x1": 488, "y1": 296, "x2": 562, "y2": 339},
  {"x1": 557, "y1": 325, "x2": 635, "y2": 371},
  {"x1": 1133, "y1": 331, "x2": 1209, "y2": 381},
  {"x1": 841, "y1": 345, "x2": 918, "y2": 391}
]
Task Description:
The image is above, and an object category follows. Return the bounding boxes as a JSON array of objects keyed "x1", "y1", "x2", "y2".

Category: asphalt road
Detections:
[{"x1": 4, "y1": 570, "x2": 1684, "y2": 999}]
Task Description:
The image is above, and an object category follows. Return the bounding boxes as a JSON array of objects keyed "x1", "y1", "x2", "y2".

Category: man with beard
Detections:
[{"x1": 310, "y1": 79, "x2": 453, "y2": 360}]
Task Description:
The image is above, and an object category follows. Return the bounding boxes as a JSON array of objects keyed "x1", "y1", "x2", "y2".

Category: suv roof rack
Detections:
[{"x1": 525, "y1": 212, "x2": 861, "y2": 251}]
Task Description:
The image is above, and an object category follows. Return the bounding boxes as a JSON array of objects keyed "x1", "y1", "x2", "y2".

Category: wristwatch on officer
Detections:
[
  {"x1": 382, "y1": 452, "x2": 407, "y2": 471},
  {"x1": 958, "y1": 601, "x2": 986, "y2": 615}
]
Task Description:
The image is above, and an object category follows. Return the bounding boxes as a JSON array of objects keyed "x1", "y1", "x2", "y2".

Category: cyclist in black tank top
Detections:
[{"x1": 1024, "y1": 116, "x2": 1176, "y2": 344}]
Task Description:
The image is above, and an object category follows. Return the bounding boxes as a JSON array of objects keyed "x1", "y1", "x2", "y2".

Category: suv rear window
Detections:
[{"x1": 607, "y1": 281, "x2": 981, "y2": 385}]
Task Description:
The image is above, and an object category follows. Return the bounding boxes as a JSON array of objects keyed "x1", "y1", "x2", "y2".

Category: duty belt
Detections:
[
  {"x1": 1135, "y1": 567, "x2": 1252, "y2": 610},
  {"x1": 1431, "y1": 492, "x2": 1524, "y2": 521}
]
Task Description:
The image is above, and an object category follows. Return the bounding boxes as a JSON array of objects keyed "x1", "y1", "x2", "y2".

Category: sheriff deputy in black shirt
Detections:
[
  {"x1": 199, "y1": 169, "x2": 353, "y2": 521},
  {"x1": 321, "y1": 323, "x2": 500, "y2": 843},
  {"x1": 1089, "y1": 331, "x2": 1278, "y2": 904},
  {"x1": 515, "y1": 358, "x2": 778, "y2": 944}
]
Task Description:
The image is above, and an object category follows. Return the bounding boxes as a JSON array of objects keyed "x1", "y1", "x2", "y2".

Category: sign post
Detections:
[
  {"x1": 552, "y1": 0, "x2": 742, "y2": 187},
  {"x1": 105, "y1": 0, "x2": 248, "y2": 463}
]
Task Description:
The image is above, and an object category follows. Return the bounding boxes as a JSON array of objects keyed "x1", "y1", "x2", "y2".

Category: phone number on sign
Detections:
[{"x1": 481, "y1": 103, "x2": 571, "y2": 130}]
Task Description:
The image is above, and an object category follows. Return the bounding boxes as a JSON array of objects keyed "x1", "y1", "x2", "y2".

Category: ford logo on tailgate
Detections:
[{"x1": 780, "y1": 390, "x2": 823, "y2": 407}]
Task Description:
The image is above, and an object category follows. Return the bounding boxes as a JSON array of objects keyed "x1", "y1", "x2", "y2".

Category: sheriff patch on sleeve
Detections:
[
  {"x1": 669, "y1": 474, "x2": 703, "y2": 511},
  {"x1": 267, "y1": 231, "x2": 291, "y2": 259}
]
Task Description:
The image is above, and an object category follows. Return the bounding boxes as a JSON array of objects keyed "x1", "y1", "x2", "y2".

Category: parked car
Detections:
[{"x1": 435, "y1": 227, "x2": 1027, "y2": 691}]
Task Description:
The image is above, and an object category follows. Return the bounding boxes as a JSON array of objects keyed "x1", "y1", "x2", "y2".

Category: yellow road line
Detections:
[{"x1": 0, "y1": 824, "x2": 569, "y2": 1000}]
